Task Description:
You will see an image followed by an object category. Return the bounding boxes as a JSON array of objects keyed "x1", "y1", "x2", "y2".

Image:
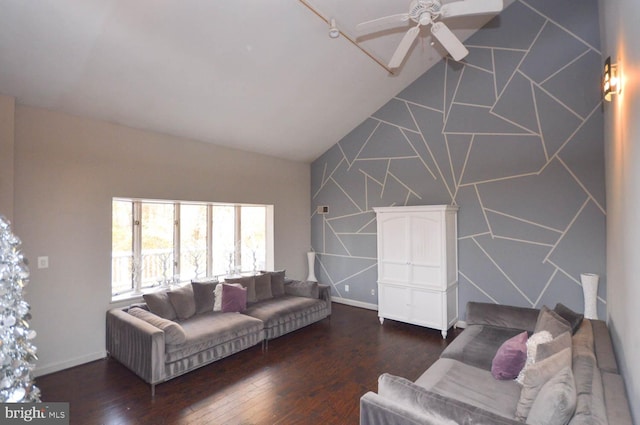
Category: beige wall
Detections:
[
  {"x1": 599, "y1": 0, "x2": 640, "y2": 422},
  {"x1": 0, "y1": 95, "x2": 15, "y2": 221},
  {"x1": 12, "y1": 105, "x2": 311, "y2": 376}
]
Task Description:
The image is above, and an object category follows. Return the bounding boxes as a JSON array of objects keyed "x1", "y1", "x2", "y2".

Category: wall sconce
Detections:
[{"x1": 603, "y1": 57, "x2": 620, "y2": 101}]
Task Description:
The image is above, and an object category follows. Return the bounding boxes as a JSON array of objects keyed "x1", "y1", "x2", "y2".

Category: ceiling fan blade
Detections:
[
  {"x1": 356, "y1": 14, "x2": 410, "y2": 34},
  {"x1": 440, "y1": 0, "x2": 503, "y2": 19},
  {"x1": 388, "y1": 26, "x2": 421, "y2": 69},
  {"x1": 430, "y1": 21, "x2": 469, "y2": 61}
]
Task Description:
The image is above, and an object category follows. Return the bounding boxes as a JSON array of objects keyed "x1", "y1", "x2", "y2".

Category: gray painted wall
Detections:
[{"x1": 311, "y1": 0, "x2": 606, "y2": 320}]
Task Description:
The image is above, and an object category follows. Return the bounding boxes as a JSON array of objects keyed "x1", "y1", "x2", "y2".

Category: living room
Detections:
[{"x1": 0, "y1": 0, "x2": 638, "y2": 423}]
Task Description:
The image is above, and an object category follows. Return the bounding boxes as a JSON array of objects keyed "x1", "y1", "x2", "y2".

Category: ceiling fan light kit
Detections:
[{"x1": 357, "y1": 0, "x2": 504, "y2": 69}]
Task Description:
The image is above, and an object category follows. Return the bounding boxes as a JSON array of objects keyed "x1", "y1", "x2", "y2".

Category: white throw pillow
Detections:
[{"x1": 517, "y1": 330, "x2": 552, "y2": 384}]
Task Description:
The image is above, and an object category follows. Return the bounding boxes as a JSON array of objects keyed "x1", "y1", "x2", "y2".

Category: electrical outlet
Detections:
[
  {"x1": 344, "y1": 284, "x2": 349, "y2": 292},
  {"x1": 37, "y1": 256, "x2": 49, "y2": 269},
  {"x1": 371, "y1": 289, "x2": 376, "y2": 296}
]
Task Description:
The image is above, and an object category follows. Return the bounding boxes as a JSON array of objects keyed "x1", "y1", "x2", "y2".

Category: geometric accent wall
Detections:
[{"x1": 311, "y1": 0, "x2": 606, "y2": 319}]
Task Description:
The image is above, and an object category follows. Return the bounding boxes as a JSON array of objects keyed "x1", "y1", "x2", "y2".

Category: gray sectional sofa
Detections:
[
  {"x1": 106, "y1": 272, "x2": 330, "y2": 396},
  {"x1": 360, "y1": 302, "x2": 633, "y2": 425}
]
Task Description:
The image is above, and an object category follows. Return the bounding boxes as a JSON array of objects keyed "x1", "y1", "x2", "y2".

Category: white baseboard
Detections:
[
  {"x1": 34, "y1": 351, "x2": 107, "y2": 377},
  {"x1": 331, "y1": 296, "x2": 378, "y2": 311}
]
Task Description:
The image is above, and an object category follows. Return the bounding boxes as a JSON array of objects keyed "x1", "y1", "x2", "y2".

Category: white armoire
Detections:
[{"x1": 373, "y1": 205, "x2": 459, "y2": 338}]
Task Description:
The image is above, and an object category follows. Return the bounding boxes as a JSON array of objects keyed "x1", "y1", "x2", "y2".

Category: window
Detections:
[{"x1": 111, "y1": 198, "x2": 273, "y2": 299}]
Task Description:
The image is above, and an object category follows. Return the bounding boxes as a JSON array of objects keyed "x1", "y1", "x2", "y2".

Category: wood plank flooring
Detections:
[{"x1": 36, "y1": 303, "x2": 461, "y2": 425}]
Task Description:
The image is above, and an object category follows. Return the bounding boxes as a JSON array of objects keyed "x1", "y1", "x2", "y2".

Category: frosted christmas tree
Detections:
[{"x1": 0, "y1": 215, "x2": 40, "y2": 402}]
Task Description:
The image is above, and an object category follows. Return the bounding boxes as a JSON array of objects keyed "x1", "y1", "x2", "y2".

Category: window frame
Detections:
[{"x1": 111, "y1": 197, "x2": 274, "y2": 302}]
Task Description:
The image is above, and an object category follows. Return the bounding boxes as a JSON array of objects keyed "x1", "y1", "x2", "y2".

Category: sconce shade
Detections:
[{"x1": 603, "y1": 56, "x2": 619, "y2": 101}]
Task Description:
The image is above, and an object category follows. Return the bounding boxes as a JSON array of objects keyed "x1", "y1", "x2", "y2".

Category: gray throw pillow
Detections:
[
  {"x1": 553, "y1": 303, "x2": 584, "y2": 335},
  {"x1": 515, "y1": 347, "x2": 572, "y2": 421},
  {"x1": 534, "y1": 306, "x2": 572, "y2": 338},
  {"x1": 225, "y1": 276, "x2": 257, "y2": 303},
  {"x1": 128, "y1": 307, "x2": 186, "y2": 345},
  {"x1": 167, "y1": 284, "x2": 196, "y2": 320},
  {"x1": 191, "y1": 281, "x2": 216, "y2": 314},
  {"x1": 143, "y1": 291, "x2": 177, "y2": 320},
  {"x1": 263, "y1": 270, "x2": 286, "y2": 297},
  {"x1": 254, "y1": 273, "x2": 273, "y2": 301},
  {"x1": 535, "y1": 331, "x2": 572, "y2": 363},
  {"x1": 526, "y1": 366, "x2": 577, "y2": 425}
]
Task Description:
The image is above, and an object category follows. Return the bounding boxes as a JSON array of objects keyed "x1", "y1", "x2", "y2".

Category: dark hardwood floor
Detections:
[{"x1": 36, "y1": 303, "x2": 461, "y2": 425}]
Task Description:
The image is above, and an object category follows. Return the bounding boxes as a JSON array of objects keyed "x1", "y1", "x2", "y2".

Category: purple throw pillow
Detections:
[
  {"x1": 221, "y1": 283, "x2": 247, "y2": 313},
  {"x1": 491, "y1": 331, "x2": 528, "y2": 380}
]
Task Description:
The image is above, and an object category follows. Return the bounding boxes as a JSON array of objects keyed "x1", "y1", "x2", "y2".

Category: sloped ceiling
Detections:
[{"x1": 0, "y1": 0, "x2": 507, "y2": 162}]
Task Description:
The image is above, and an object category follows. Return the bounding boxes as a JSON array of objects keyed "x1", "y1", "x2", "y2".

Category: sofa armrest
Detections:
[
  {"x1": 106, "y1": 308, "x2": 166, "y2": 385},
  {"x1": 466, "y1": 302, "x2": 539, "y2": 332},
  {"x1": 360, "y1": 392, "x2": 448, "y2": 425}
]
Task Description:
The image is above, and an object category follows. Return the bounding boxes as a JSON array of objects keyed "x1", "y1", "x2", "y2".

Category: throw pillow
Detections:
[
  {"x1": 221, "y1": 283, "x2": 247, "y2": 313},
  {"x1": 526, "y1": 366, "x2": 577, "y2": 425},
  {"x1": 517, "y1": 331, "x2": 553, "y2": 384},
  {"x1": 225, "y1": 276, "x2": 257, "y2": 303},
  {"x1": 262, "y1": 270, "x2": 286, "y2": 297},
  {"x1": 213, "y1": 282, "x2": 242, "y2": 311},
  {"x1": 515, "y1": 347, "x2": 572, "y2": 421},
  {"x1": 128, "y1": 307, "x2": 186, "y2": 345},
  {"x1": 535, "y1": 331, "x2": 572, "y2": 363},
  {"x1": 491, "y1": 331, "x2": 528, "y2": 380},
  {"x1": 167, "y1": 284, "x2": 197, "y2": 320},
  {"x1": 534, "y1": 306, "x2": 572, "y2": 338},
  {"x1": 143, "y1": 291, "x2": 177, "y2": 320},
  {"x1": 254, "y1": 273, "x2": 273, "y2": 301},
  {"x1": 553, "y1": 303, "x2": 584, "y2": 335},
  {"x1": 191, "y1": 280, "x2": 216, "y2": 314}
]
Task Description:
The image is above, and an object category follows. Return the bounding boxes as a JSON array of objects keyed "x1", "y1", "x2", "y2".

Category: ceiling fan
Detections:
[{"x1": 356, "y1": 0, "x2": 503, "y2": 69}]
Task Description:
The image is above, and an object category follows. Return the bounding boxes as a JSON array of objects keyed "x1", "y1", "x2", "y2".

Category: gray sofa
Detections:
[
  {"x1": 360, "y1": 302, "x2": 633, "y2": 425},
  {"x1": 106, "y1": 273, "x2": 330, "y2": 396}
]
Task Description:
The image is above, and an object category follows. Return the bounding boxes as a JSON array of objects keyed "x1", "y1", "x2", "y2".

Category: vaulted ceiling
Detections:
[{"x1": 0, "y1": 0, "x2": 506, "y2": 162}]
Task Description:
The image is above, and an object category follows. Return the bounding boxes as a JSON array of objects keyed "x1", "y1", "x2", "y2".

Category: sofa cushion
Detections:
[
  {"x1": 243, "y1": 295, "x2": 324, "y2": 328},
  {"x1": 221, "y1": 283, "x2": 247, "y2": 313},
  {"x1": 164, "y1": 312, "x2": 263, "y2": 362},
  {"x1": 128, "y1": 307, "x2": 186, "y2": 345},
  {"x1": 441, "y1": 325, "x2": 523, "y2": 371},
  {"x1": 526, "y1": 366, "x2": 576, "y2": 425},
  {"x1": 534, "y1": 306, "x2": 572, "y2": 338},
  {"x1": 191, "y1": 280, "x2": 216, "y2": 314},
  {"x1": 491, "y1": 331, "x2": 528, "y2": 380},
  {"x1": 143, "y1": 291, "x2": 177, "y2": 320},
  {"x1": 225, "y1": 276, "x2": 257, "y2": 303},
  {"x1": 377, "y1": 373, "x2": 521, "y2": 425},
  {"x1": 515, "y1": 347, "x2": 572, "y2": 421},
  {"x1": 553, "y1": 303, "x2": 583, "y2": 335},
  {"x1": 167, "y1": 284, "x2": 197, "y2": 320},
  {"x1": 415, "y1": 358, "x2": 522, "y2": 419},
  {"x1": 254, "y1": 273, "x2": 273, "y2": 301}
]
